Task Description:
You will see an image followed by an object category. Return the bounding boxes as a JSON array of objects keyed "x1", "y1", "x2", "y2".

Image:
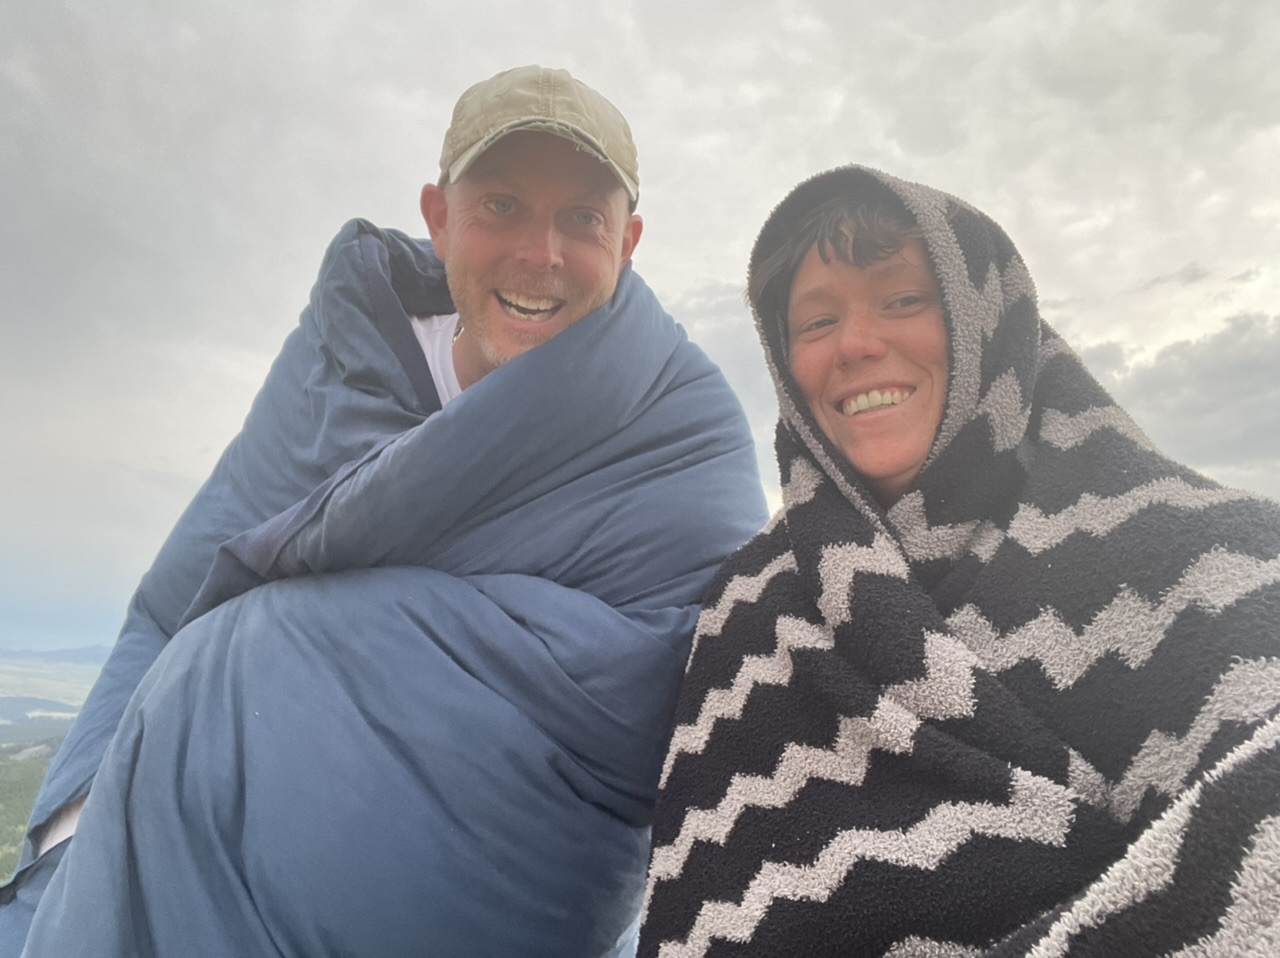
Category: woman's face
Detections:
[{"x1": 786, "y1": 239, "x2": 949, "y2": 504}]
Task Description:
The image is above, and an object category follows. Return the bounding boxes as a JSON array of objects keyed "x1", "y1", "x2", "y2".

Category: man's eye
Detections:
[
  {"x1": 572, "y1": 210, "x2": 602, "y2": 227},
  {"x1": 487, "y1": 198, "x2": 515, "y2": 214}
]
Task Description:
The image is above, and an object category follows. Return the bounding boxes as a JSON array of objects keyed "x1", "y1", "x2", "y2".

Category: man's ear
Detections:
[
  {"x1": 420, "y1": 184, "x2": 449, "y2": 259},
  {"x1": 620, "y1": 214, "x2": 643, "y2": 263}
]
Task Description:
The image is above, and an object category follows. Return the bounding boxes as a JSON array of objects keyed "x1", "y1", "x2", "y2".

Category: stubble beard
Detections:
[{"x1": 447, "y1": 261, "x2": 592, "y2": 372}]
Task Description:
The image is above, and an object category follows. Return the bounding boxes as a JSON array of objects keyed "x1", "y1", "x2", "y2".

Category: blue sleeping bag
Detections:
[{"x1": 8, "y1": 221, "x2": 767, "y2": 957}]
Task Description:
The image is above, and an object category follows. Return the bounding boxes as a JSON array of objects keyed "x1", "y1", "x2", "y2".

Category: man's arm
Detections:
[{"x1": 2, "y1": 221, "x2": 445, "y2": 946}]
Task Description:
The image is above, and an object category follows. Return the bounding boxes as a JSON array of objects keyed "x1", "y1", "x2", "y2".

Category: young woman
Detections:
[{"x1": 640, "y1": 166, "x2": 1280, "y2": 957}]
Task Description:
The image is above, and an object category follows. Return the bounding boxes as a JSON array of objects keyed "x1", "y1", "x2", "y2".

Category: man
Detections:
[{"x1": 1, "y1": 66, "x2": 766, "y2": 957}]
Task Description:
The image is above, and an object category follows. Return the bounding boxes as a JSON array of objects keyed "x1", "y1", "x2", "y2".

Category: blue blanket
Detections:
[{"x1": 11, "y1": 222, "x2": 766, "y2": 957}]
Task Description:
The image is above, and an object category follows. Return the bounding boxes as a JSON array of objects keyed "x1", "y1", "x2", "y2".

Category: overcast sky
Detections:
[{"x1": 3, "y1": 0, "x2": 1278, "y2": 651}]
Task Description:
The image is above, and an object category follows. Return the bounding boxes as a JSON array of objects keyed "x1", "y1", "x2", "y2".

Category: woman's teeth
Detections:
[
  {"x1": 497, "y1": 290, "x2": 560, "y2": 317},
  {"x1": 841, "y1": 389, "x2": 909, "y2": 416}
]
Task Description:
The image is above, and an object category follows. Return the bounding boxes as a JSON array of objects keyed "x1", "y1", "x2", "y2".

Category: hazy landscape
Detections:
[{"x1": 0, "y1": 648, "x2": 106, "y2": 878}]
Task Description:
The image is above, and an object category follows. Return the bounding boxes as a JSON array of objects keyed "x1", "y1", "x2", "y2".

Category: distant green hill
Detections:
[
  {"x1": 0, "y1": 659, "x2": 102, "y2": 708},
  {"x1": 0, "y1": 694, "x2": 81, "y2": 746},
  {"x1": 0, "y1": 647, "x2": 111, "y2": 667},
  {"x1": 0, "y1": 719, "x2": 76, "y2": 746},
  {"x1": 0, "y1": 658, "x2": 101, "y2": 878},
  {"x1": 0, "y1": 738, "x2": 62, "y2": 880},
  {"x1": 0, "y1": 696, "x2": 78, "y2": 722}
]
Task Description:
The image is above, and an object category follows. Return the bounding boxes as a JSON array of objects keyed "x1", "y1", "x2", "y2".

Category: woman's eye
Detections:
[
  {"x1": 888, "y1": 295, "x2": 923, "y2": 309},
  {"x1": 793, "y1": 316, "x2": 835, "y2": 338}
]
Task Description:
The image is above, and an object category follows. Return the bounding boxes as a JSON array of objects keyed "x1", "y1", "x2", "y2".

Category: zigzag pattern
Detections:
[
  {"x1": 883, "y1": 938, "x2": 984, "y2": 958},
  {"x1": 967, "y1": 523, "x2": 1008, "y2": 563},
  {"x1": 1034, "y1": 334, "x2": 1077, "y2": 374},
  {"x1": 1006, "y1": 480, "x2": 1259, "y2": 556},
  {"x1": 686, "y1": 553, "x2": 797, "y2": 663},
  {"x1": 651, "y1": 633, "x2": 981, "y2": 882},
  {"x1": 1105, "y1": 657, "x2": 1280, "y2": 821},
  {"x1": 931, "y1": 256, "x2": 1006, "y2": 457},
  {"x1": 1063, "y1": 659, "x2": 1280, "y2": 824},
  {"x1": 945, "y1": 245, "x2": 1007, "y2": 339},
  {"x1": 894, "y1": 480, "x2": 1261, "y2": 571},
  {"x1": 658, "y1": 770, "x2": 1075, "y2": 958},
  {"x1": 817, "y1": 535, "x2": 911, "y2": 627},
  {"x1": 976, "y1": 368, "x2": 1033, "y2": 453},
  {"x1": 1170, "y1": 813, "x2": 1280, "y2": 957},
  {"x1": 998, "y1": 256, "x2": 1036, "y2": 314},
  {"x1": 925, "y1": 249, "x2": 1034, "y2": 470},
  {"x1": 889, "y1": 492, "x2": 984, "y2": 562},
  {"x1": 895, "y1": 479, "x2": 1261, "y2": 571},
  {"x1": 650, "y1": 697, "x2": 920, "y2": 883},
  {"x1": 1039, "y1": 405, "x2": 1156, "y2": 452},
  {"x1": 782, "y1": 457, "x2": 824, "y2": 508},
  {"x1": 660, "y1": 616, "x2": 832, "y2": 788},
  {"x1": 1018, "y1": 715, "x2": 1280, "y2": 958},
  {"x1": 946, "y1": 549, "x2": 1280, "y2": 688},
  {"x1": 1066, "y1": 748, "x2": 1115, "y2": 816}
]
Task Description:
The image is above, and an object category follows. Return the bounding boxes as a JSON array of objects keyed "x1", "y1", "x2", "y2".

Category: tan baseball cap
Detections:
[{"x1": 439, "y1": 65, "x2": 640, "y2": 206}]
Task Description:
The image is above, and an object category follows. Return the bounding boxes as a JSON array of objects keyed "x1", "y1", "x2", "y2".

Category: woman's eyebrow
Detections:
[
  {"x1": 866, "y1": 259, "x2": 919, "y2": 280},
  {"x1": 788, "y1": 285, "x2": 837, "y2": 311}
]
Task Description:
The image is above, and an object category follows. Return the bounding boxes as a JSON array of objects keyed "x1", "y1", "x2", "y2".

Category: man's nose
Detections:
[{"x1": 515, "y1": 217, "x2": 564, "y2": 270}]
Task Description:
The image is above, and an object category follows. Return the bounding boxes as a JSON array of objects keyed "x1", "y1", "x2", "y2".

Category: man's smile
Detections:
[{"x1": 495, "y1": 289, "x2": 564, "y2": 320}]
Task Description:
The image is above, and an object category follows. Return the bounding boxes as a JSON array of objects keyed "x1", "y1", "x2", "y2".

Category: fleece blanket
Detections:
[
  {"x1": 640, "y1": 167, "x2": 1280, "y2": 957},
  {"x1": 9, "y1": 220, "x2": 767, "y2": 957}
]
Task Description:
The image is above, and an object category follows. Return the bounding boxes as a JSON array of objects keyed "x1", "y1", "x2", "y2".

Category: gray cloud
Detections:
[
  {"x1": 1135, "y1": 262, "x2": 1211, "y2": 291},
  {"x1": 2, "y1": 0, "x2": 1278, "y2": 647},
  {"x1": 1087, "y1": 313, "x2": 1280, "y2": 499},
  {"x1": 1228, "y1": 268, "x2": 1263, "y2": 284}
]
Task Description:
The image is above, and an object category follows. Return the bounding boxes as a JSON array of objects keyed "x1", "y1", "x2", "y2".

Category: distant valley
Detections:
[
  {"x1": 0, "y1": 646, "x2": 111, "y2": 667},
  {"x1": 0, "y1": 647, "x2": 108, "y2": 713},
  {"x1": 0, "y1": 650, "x2": 106, "y2": 877}
]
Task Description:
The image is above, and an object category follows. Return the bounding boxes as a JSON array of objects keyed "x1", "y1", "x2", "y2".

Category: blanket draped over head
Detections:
[
  {"x1": 11, "y1": 221, "x2": 766, "y2": 958},
  {"x1": 639, "y1": 168, "x2": 1280, "y2": 957}
]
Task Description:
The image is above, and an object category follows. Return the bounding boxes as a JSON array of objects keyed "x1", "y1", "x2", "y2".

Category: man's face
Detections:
[
  {"x1": 421, "y1": 131, "x2": 643, "y2": 388},
  {"x1": 786, "y1": 239, "x2": 949, "y2": 504}
]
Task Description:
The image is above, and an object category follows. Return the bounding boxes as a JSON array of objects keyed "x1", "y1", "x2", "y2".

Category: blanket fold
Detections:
[{"x1": 12, "y1": 221, "x2": 766, "y2": 958}]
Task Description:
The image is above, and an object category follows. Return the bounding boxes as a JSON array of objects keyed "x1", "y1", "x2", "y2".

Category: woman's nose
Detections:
[{"x1": 835, "y1": 313, "x2": 889, "y2": 363}]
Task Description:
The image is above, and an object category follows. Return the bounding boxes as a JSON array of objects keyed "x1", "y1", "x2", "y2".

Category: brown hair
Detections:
[{"x1": 748, "y1": 194, "x2": 925, "y2": 343}]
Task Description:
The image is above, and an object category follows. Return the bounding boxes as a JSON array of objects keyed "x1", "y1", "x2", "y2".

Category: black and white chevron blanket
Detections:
[{"x1": 640, "y1": 166, "x2": 1280, "y2": 957}]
